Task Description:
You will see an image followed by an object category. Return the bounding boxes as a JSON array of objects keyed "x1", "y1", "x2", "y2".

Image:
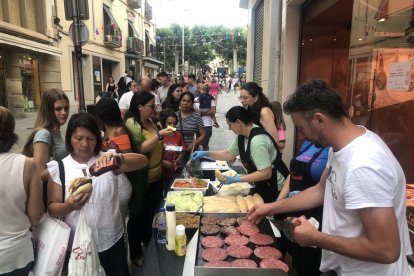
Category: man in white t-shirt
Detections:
[
  {"x1": 118, "y1": 77, "x2": 152, "y2": 117},
  {"x1": 248, "y1": 80, "x2": 412, "y2": 276},
  {"x1": 156, "y1": 71, "x2": 170, "y2": 103}
]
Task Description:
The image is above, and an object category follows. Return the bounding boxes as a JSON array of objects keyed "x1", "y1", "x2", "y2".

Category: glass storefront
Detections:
[
  {"x1": 20, "y1": 54, "x2": 40, "y2": 112},
  {"x1": 299, "y1": 0, "x2": 414, "y2": 184}
]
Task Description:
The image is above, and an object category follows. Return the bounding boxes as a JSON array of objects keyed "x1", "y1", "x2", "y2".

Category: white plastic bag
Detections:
[
  {"x1": 32, "y1": 213, "x2": 70, "y2": 275},
  {"x1": 68, "y1": 210, "x2": 103, "y2": 276}
]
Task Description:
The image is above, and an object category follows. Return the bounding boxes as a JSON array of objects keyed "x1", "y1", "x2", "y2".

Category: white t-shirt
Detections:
[
  {"x1": 321, "y1": 127, "x2": 411, "y2": 275},
  {"x1": 118, "y1": 91, "x2": 134, "y2": 112},
  {"x1": 151, "y1": 92, "x2": 162, "y2": 112},
  {"x1": 194, "y1": 99, "x2": 216, "y2": 127},
  {"x1": 157, "y1": 86, "x2": 169, "y2": 103},
  {"x1": 47, "y1": 154, "x2": 123, "y2": 252}
]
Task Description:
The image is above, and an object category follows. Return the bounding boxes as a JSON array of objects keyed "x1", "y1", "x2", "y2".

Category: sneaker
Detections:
[{"x1": 213, "y1": 122, "x2": 219, "y2": 128}]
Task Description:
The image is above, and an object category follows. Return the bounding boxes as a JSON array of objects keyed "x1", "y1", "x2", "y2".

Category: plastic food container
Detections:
[{"x1": 171, "y1": 178, "x2": 210, "y2": 195}]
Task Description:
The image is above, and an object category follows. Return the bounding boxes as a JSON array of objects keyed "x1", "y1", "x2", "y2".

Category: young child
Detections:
[
  {"x1": 160, "y1": 109, "x2": 186, "y2": 190},
  {"x1": 196, "y1": 84, "x2": 219, "y2": 128}
]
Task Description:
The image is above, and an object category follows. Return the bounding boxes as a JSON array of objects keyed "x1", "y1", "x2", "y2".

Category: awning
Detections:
[
  {"x1": 143, "y1": 56, "x2": 163, "y2": 65},
  {"x1": 103, "y1": 5, "x2": 120, "y2": 28},
  {"x1": 128, "y1": 21, "x2": 140, "y2": 39},
  {"x1": 145, "y1": 30, "x2": 156, "y2": 46},
  {"x1": 125, "y1": 53, "x2": 141, "y2": 59},
  {"x1": 0, "y1": 32, "x2": 61, "y2": 57}
]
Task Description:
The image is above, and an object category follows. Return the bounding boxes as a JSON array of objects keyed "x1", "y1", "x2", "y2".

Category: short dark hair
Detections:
[
  {"x1": 95, "y1": 97, "x2": 123, "y2": 127},
  {"x1": 151, "y1": 79, "x2": 160, "y2": 91},
  {"x1": 157, "y1": 71, "x2": 169, "y2": 78},
  {"x1": 226, "y1": 106, "x2": 251, "y2": 124},
  {"x1": 283, "y1": 79, "x2": 347, "y2": 120},
  {"x1": 189, "y1": 74, "x2": 196, "y2": 81},
  {"x1": 0, "y1": 106, "x2": 18, "y2": 153},
  {"x1": 65, "y1": 112, "x2": 102, "y2": 156},
  {"x1": 179, "y1": 91, "x2": 195, "y2": 104}
]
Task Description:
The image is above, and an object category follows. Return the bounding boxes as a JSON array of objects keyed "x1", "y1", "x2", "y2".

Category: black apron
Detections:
[
  {"x1": 238, "y1": 127, "x2": 289, "y2": 203},
  {"x1": 286, "y1": 143, "x2": 325, "y2": 224},
  {"x1": 278, "y1": 143, "x2": 326, "y2": 275}
]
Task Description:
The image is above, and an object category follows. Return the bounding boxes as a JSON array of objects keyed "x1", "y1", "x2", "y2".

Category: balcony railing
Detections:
[
  {"x1": 104, "y1": 25, "x2": 122, "y2": 48},
  {"x1": 127, "y1": 0, "x2": 141, "y2": 9},
  {"x1": 145, "y1": 3, "x2": 152, "y2": 20},
  {"x1": 127, "y1": 37, "x2": 144, "y2": 54}
]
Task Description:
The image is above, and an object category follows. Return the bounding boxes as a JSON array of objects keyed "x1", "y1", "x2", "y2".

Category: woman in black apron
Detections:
[
  {"x1": 278, "y1": 140, "x2": 329, "y2": 276},
  {"x1": 191, "y1": 106, "x2": 289, "y2": 203}
]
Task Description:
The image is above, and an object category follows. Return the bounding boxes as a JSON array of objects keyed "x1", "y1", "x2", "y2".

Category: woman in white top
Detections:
[
  {"x1": 47, "y1": 112, "x2": 148, "y2": 276},
  {"x1": 0, "y1": 107, "x2": 43, "y2": 275}
]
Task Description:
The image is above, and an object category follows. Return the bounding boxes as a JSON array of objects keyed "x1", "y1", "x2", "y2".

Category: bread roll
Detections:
[
  {"x1": 245, "y1": 195, "x2": 255, "y2": 211},
  {"x1": 236, "y1": 195, "x2": 248, "y2": 212},
  {"x1": 215, "y1": 169, "x2": 226, "y2": 182},
  {"x1": 69, "y1": 177, "x2": 93, "y2": 196},
  {"x1": 253, "y1": 193, "x2": 264, "y2": 204}
]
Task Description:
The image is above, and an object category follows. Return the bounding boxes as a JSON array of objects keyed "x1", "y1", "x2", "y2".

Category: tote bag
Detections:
[
  {"x1": 68, "y1": 210, "x2": 103, "y2": 276},
  {"x1": 32, "y1": 213, "x2": 71, "y2": 275}
]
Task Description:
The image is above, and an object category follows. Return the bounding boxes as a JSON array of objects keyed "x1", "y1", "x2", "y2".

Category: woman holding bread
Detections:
[
  {"x1": 47, "y1": 112, "x2": 148, "y2": 275},
  {"x1": 192, "y1": 106, "x2": 289, "y2": 203}
]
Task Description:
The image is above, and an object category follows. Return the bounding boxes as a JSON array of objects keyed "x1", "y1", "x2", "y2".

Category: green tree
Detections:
[{"x1": 155, "y1": 25, "x2": 247, "y2": 74}]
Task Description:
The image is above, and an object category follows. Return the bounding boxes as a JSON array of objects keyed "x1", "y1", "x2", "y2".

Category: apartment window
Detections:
[{"x1": 103, "y1": 5, "x2": 122, "y2": 48}]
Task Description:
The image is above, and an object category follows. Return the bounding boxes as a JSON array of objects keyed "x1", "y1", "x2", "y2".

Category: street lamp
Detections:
[{"x1": 182, "y1": 9, "x2": 188, "y2": 75}]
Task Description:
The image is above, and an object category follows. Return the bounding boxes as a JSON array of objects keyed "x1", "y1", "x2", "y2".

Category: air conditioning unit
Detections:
[{"x1": 128, "y1": 0, "x2": 141, "y2": 9}]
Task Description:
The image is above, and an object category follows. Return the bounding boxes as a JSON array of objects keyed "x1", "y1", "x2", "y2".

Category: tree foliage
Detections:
[{"x1": 155, "y1": 24, "x2": 247, "y2": 74}]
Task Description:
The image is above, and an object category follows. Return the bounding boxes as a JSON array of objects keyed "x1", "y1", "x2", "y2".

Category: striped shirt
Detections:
[{"x1": 176, "y1": 111, "x2": 204, "y2": 146}]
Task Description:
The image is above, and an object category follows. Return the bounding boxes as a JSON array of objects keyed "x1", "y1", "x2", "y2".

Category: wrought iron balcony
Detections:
[
  {"x1": 127, "y1": 37, "x2": 144, "y2": 54},
  {"x1": 127, "y1": 0, "x2": 141, "y2": 9},
  {"x1": 145, "y1": 3, "x2": 152, "y2": 20},
  {"x1": 104, "y1": 24, "x2": 122, "y2": 48}
]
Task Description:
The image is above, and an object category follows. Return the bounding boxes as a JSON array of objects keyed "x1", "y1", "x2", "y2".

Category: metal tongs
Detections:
[
  {"x1": 184, "y1": 133, "x2": 202, "y2": 178},
  {"x1": 269, "y1": 218, "x2": 297, "y2": 242}
]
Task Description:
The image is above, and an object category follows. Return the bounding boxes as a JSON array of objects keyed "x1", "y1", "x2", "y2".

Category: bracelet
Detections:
[
  {"x1": 157, "y1": 131, "x2": 164, "y2": 140},
  {"x1": 118, "y1": 153, "x2": 125, "y2": 163}
]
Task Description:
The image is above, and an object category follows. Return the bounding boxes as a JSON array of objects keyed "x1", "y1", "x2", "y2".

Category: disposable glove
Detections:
[
  {"x1": 191, "y1": 151, "x2": 209, "y2": 160},
  {"x1": 222, "y1": 175, "x2": 241, "y2": 184}
]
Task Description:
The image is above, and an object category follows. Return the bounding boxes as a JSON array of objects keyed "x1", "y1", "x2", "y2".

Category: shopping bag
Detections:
[
  {"x1": 68, "y1": 210, "x2": 103, "y2": 276},
  {"x1": 32, "y1": 213, "x2": 71, "y2": 275}
]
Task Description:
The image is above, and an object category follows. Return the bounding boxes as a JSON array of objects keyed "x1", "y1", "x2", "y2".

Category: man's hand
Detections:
[
  {"x1": 247, "y1": 203, "x2": 274, "y2": 224},
  {"x1": 291, "y1": 216, "x2": 320, "y2": 247},
  {"x1": 191, "y1": 151, "x2": 208, "y2": 160}
]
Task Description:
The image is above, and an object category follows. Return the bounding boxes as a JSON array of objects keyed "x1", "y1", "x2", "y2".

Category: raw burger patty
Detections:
[
  {"x1": 204, "y1": 260, "x2": 231, "y2": 267},
  {"x1": 249, "y1": 233, "x2": 274, "y2": 246},
  {"x1": 236, "y1": 217, "x2": 247, "y2": 225},
  {"x1": 202, "y1": 248, "x2": 228, "y2": 262},
  {"x1": 231, "y1": 259, "x2": 257, "y2": 268},
  {"x1": 260, "y1": 259, "x2": 289, "y2": 272},
  {"x1": 201, "y1": 224, "x2": 220, "y2": 235},
  {"x1": 237, "y1": 221, "x2": 259, "y2": 236},
  {"x1": 227, "y1": 245, "x2": 253, "y2": 259},
  {"x1": 220, "y1": 225, "x2": 240, "y2": 236},
  {"x1": 254, "y1": 246, "x2": 282, "y2": 259},
  {"x1": 218, "y1": 217, "x2": 237, "y2": 226},
  {"x1": 224, "y1": 234, "x2": 249, "y2": 246},
  {"x1": 201, "y1": 216, "x2": 221, "y2": 225},
  {"x1": 201, "y1": 236, "x2": 224, "y2": 248}
]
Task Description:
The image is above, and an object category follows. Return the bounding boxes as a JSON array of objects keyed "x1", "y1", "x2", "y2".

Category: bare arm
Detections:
[
  {"x1": 277, "y1": 174, "x2": 291, "y2": 200},
  {"x1": 194, "y1": 127, "x2": 206, "y2": 148},
  {"x1": 248, "y1": 169, "x2": 327, "y2": 224},
  {"x1": 33, "y1": 142, "x2": 51, "y2": 181},
  {"x1": 260, "y1": 107, "x2": 279, "y2": 143},
  {"x1": 119, "y1": 153, "x2": 148, "y2": 172},
  {"x1": 293, "y1": 207, "x2": 400, "y2": 263},
  {"x1": 24, "y1": 158, "x2": 43, "y2": 226},
  {"x1": 120, "y1": 108, "x2": 127, "y2": 118},
  {"x1": 140, "y1": 128, "x2": 173, "y2": 154},
  {"x1": 208, "y1": 150, "x2": 237, "y2": 161}
]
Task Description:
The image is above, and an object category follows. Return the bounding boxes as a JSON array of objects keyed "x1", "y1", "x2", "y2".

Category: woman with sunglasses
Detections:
[{"x1": 124, "y1": 91, "x2": 174, "y2": 266}]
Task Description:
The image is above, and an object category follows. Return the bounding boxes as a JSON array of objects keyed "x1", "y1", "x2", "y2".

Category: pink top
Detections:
[
  {"x1": 278, "y1": 129, "x2": 286, "y2": 141},
  {"x1": 209, "y1": 83, "x2": 220, "y2": 97}
]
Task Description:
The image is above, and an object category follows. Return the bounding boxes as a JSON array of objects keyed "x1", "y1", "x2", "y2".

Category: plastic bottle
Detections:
[
  {"x1": 165, "y1": 203, "x2": 176, "y2": 251},
  {"x1": 156, "y1": 207, "x2": 167, "y2": 244},
  {"x1": 175, "y1": 224, "x2": 187, "y2": 256}
]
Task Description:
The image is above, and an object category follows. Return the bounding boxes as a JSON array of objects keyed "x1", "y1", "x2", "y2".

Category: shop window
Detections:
[{"x1": 20, "y1": 55, "x2": 40, "y2": 112}]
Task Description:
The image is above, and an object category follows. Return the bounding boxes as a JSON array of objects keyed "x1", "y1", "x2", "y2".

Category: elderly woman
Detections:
[
  {"x1": 124, "y1": 91, "x2": 174, "y2": 266},
  {"x1": 192, "y1": 106, "x2": 289, "y2": 203},
  {"x1": 0, "y1": 107, "x2": 43, "y2": 275},
  {"x1": 47, "y1": 112, "x2": 148, "y2": 275},
  {"x1": 239, "y1": 82, "x2": 282, "y2": 150},
  {"x1": 176, "y1": 92, "x2": 206, "y2": 155}
]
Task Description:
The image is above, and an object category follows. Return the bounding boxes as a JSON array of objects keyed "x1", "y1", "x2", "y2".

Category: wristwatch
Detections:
[{"x1": 157, "y1": 131, "x2": 164, "y2": 140}]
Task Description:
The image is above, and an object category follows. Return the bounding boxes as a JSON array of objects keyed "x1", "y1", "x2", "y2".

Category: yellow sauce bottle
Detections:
[{"x1": 174, "y1": 224, "x2": 187, "y2": 256}]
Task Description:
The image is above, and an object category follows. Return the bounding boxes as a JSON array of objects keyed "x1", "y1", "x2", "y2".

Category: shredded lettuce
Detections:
[{"x1": 166, "y1": 191, "x2": 203, "y2": 212}]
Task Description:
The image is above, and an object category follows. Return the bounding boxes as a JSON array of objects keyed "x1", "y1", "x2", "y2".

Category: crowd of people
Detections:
[{"x1": 0, "y1": 74, "x2": 412, "y2": 276}]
